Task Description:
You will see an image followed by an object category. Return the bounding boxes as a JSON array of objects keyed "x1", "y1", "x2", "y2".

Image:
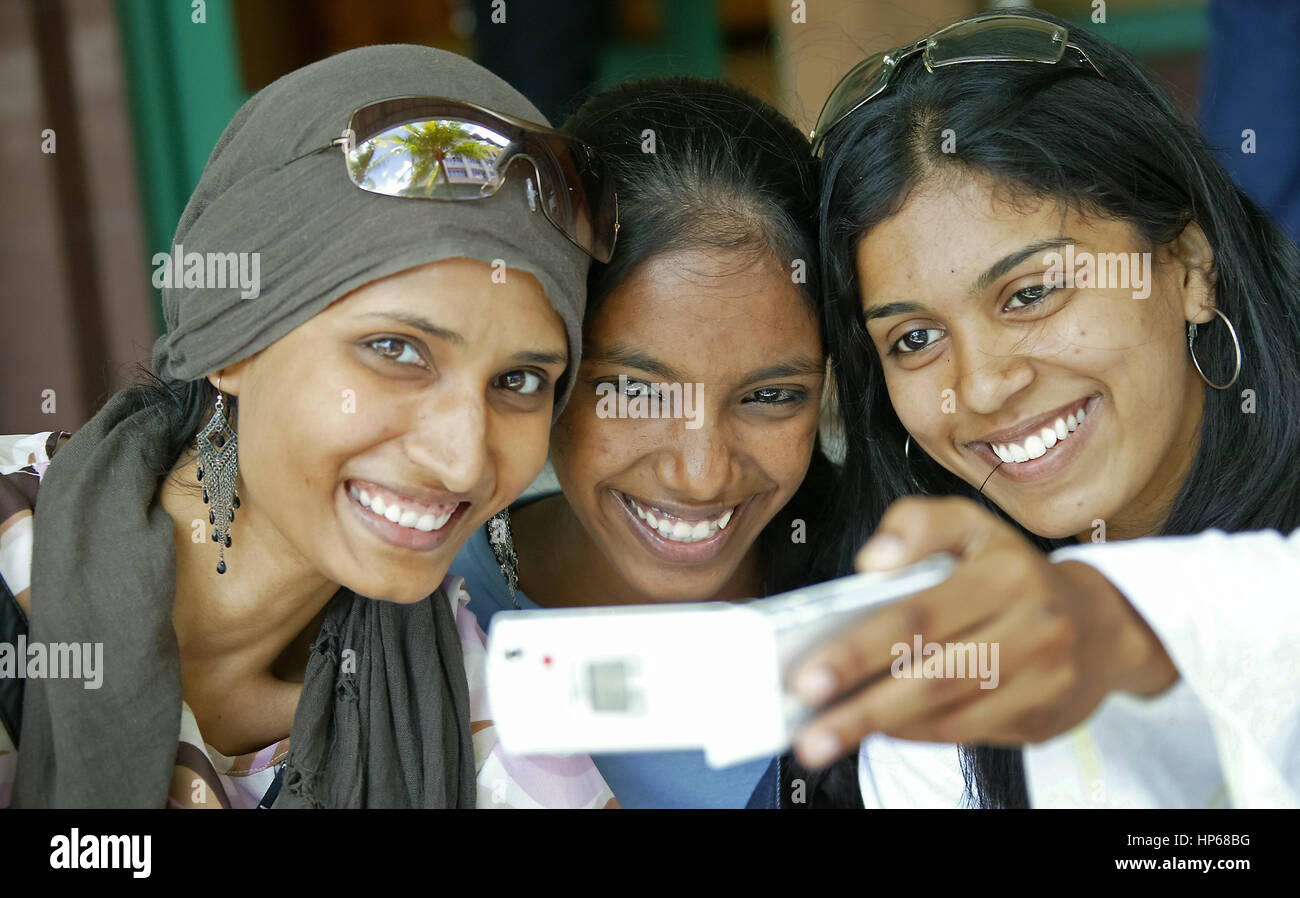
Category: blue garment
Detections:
[
  {"x1": 451, "y1": 517, "x2": 775, "y2": 808},
  {"x1": 1200, "y1": 0, "x2": 1300, "y2": 241}
]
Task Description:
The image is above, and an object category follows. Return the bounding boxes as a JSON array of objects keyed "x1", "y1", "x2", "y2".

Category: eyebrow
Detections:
[
  {"x1": 972, "y1": 238, "x2": 1074, "y2": 294},
  {"x1": 361, "y1": 311, "x2": 566, "y2": 367},
  {"x1": 587, "y1": 343, "x2": 823, "y2": 384},
  {"x1": 361, "y1": 311, "x2": 466, "y2": 345},
  {"x1": 740, "y1": 357, "x2": 825, "y2": 383},
  {"x1": 862, "y1": 237, "x2": 1074, "y2": 322},
  {"x1": 585, "y1": 344, "x2": 687, "y2": 383}
]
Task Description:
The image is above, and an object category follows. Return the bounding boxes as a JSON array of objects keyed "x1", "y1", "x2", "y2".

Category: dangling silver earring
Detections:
[
  {"x1": 486, "y1": 509, "x2": 520, "y2": 609},
  {"x1": 197, "y1": 378, "x2": 239, "y2": 574}
]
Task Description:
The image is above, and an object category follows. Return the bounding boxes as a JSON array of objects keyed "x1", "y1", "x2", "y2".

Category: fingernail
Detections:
[
  {"x1": 799, "y1": 730, "x2": 841, "y2": 767},
  {"x1": 857, "y1": 533, "x2": 906, "y2": 571},
  {"x1": 795, "y1": 666, "x2": 836, "y2": 704}
]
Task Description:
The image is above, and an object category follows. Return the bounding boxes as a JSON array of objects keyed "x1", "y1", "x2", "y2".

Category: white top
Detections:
[{"x1": 857, "y1": 528, "x2": 1300, "y2": 809}]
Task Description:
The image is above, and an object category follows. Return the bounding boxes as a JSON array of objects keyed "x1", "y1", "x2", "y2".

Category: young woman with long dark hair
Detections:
[
  {"x1": 792, "y1": 10, "x2": 1300, "y2": 808},
  {"x1": 451, "y1": 76, "x2": 861, "y2": 807}
]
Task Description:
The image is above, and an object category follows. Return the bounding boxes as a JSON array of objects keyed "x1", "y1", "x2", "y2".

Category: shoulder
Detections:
[
  {"x1": 1, "y1": 432, "x2": 69, "y2": 619},
  {"x1": 0, "y1": 432, "x2": 68, "y2": 798}
]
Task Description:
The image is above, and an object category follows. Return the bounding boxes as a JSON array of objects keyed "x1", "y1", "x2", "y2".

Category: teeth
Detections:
[
  {"x1": 350, "y1": 484, "x2": 456, "y2": 532},
  {"x1": 625, "y1": 494, "x2": 736, "y2": 543},
  {"x1": 990, "y1": 402, "x2": 1092, "y2": 464}
]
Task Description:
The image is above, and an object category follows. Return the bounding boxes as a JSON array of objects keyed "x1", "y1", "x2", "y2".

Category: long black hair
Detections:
[
  {"x1": 817, "y1": 10, "x2": 1300, "y2": 807},
  {"x1": 565, "y1": 78, "x2": 859, "y2": 808}
]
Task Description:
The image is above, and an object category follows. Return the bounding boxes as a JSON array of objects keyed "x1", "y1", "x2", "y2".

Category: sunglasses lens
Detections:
[
  {"x1": 346, "y1": 117, "x2": 512, "y2": 199},
  {"x1": 927, "y1": 16, "x2": 1067, "y2": 66},
  {"x1": 342, "y1": 98, "x2": 618, "y2": 261},
  {"x1": 815, "y1": 53, "x2": 893, "y2": 146},
  {"x1": 524, "y1": 134, "x2": 618, "y2": 263}
]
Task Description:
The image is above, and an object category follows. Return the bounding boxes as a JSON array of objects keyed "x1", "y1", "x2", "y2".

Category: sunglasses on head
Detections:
[
  {"x1": 296, "y1": 96, "x2": 619, "y2": 262},
  {"x1": 810, "y1": 13, "x2": 1106, "y2": 156}
]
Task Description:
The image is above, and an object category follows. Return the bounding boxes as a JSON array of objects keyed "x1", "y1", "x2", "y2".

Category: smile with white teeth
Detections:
[
  {"x1": 989, "y1": 401, "x2": 1090, "y2": 464},
  {"x1": 622, "y1": 494, "x2": 735, "y2": 544},
  {"x1": 348, "y1": 484, "x2": 456, "y2": 532}
]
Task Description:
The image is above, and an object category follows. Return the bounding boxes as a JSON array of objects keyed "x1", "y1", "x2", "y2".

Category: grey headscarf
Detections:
[{"x1": 13, "y1": 44, "x2": 590, "y2": 808}]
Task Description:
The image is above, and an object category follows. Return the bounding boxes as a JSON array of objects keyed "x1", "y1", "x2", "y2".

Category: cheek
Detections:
[
  {"x1": 745, "y1": 410, "x2": 820, "y2": 493},
  {"x1": 884, "y1": 368, "x2": 946, "y2": 440},
  {"x1": 550, "y1": 403, "x2": 639, "y2": 485},
  {"x1": 492, "y1": 413, "x2": 553, "y2": 496}
]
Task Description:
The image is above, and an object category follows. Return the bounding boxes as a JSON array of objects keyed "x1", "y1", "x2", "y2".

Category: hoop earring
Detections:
[
  {"x1": 902, "y1": 433, "x2": 924, "y2": 493},
  {"x1": 1187, "y1": 308, "x2": 1242, "y2": 390},
  {"x1": 487, "y1": 509, "x2": 520, "y2": 609},
  {"x1": 197, "y1": 377, "x2": 239, "y2": 574}
]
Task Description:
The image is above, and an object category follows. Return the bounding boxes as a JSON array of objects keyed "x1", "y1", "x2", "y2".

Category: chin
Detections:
[{"x1": 343, "y1": 571, "x2": 449, "y2": 604}]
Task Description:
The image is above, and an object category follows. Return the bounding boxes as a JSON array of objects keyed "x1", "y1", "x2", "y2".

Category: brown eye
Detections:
[
  {"x1": 1005, "y1": 284, "x2": 1056, "y2": 311},
  {"x1": 495, "y1": 370, "x2": 546, "y2": 395},
  {"x1": 893, "y1": 328, "x2": 942, "y2": 354},
  {"x1": 368, "y1": 337, "x2": 423, "y2": 366}
]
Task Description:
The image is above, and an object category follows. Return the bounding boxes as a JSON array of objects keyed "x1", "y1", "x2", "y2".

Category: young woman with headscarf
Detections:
[{"x1": 0, "y1": 43, "x2": 617, "y2": 808}]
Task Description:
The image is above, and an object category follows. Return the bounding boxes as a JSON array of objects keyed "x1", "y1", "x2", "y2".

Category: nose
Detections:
[
  {"x1": 402, "y1": 379, "x2": 488, "y2": 495},
  {"x1": 951, "y1": 327, "x2": 1036, "y2": 417},
  {"x1": 652, "y1": 421, "x2": 734, "y2": 502}
]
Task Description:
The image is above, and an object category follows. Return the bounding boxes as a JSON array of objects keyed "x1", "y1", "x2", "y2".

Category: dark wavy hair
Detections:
[
  {"x1": 816, "y1": 11, "x2": 1300, "y2": 807},
  {"x1": 565, "y1": 77, "x2": 859, "y2": 808}
]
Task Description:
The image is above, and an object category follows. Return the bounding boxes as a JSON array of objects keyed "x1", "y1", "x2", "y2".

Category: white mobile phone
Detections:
[{"x1": 484, "y1": 552, "x2": 956, "y2": 768}]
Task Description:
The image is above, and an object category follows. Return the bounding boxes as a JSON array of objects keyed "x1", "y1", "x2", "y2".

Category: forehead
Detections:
[
  {"x1": 855, "y1": 171, "x2": 1153, "y2": 301},
  {"x1": 589, "y1": 247, "x2": 819, "y2": 356}
]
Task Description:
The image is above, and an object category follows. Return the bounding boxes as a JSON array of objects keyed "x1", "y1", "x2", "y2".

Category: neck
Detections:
[
  {"x1": 513, "y1": 493, "x2": 765, "y2": 607},
  {"x1": 161, "y1": 450, "x2": 338, "y2": 681}
]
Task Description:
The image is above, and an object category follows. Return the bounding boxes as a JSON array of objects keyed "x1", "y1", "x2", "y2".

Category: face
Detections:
[
  {"x1": 856, "y1": 171, "x2": 1217, "y2": 540},
  {"x1": 550, "y1": 247, "x2": 825, "y2": 601},
  {"x1": 219, "y1": 257, "x2": 568, "y2": 602}
]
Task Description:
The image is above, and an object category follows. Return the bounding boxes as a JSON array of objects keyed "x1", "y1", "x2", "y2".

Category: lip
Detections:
[
  {"x1": 967, "y1": 394, "x2": 1102, "y2": 484},
  {"x1": 342, "y1": 479, "x2": 471, "y2": 551},
  {"x1": 609, "y1": 488, "x2": 749, "y2": 565}
]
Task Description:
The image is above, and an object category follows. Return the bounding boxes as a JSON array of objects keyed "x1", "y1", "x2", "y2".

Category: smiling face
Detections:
[
  {"x1": 549, "y1": 247, "x2": 825, "y2": 601},
  {"x1": 217, "y1": 257, "x2": 568, "y2": 602},
  {"x1": 857, "y1": 171, "x2": 1217, "y2": 540}
]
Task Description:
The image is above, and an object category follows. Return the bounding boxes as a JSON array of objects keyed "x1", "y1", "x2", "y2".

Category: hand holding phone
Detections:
[{"x1": 485, "y1": 553, "x2": 956, "y2": 768}]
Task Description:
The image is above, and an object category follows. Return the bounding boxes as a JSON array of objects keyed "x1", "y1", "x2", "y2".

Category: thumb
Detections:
[{"x1": 856, "y1": 496, "x2": 998, "y2": 572}]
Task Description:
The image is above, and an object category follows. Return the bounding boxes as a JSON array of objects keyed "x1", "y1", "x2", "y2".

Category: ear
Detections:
[
  {"x1": 1166, "y1": 221, "x2": 1216, "y2": 325},
  {"x1": 206, "y1": 356, "x2": 252, "y2": 398}
]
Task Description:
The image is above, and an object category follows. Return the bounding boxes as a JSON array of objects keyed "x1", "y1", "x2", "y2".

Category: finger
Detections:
[
  {"x1": 856, "y1": 495, "x2": 1005, "y2": 572},
  {"x1": 899, "y1": 661, "x2": 1081, "y2": 745},
  {"x1": 791, "y1": 548, "x2": 1024, "y2": 705}
]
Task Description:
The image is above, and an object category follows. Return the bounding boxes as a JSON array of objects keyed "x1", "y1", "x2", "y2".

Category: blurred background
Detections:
[{"x1": 2, "y1": 0, "x2": 1295, "y2": 434}]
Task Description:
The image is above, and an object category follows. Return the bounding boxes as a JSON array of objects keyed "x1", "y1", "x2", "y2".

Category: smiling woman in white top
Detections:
[{"x1": 796, "y1": 10, "x2": 1300, "y2": 808}]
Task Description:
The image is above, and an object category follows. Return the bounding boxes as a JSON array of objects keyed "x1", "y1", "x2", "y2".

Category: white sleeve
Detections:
[
  {"x1": 857, "y1": 735, "x2": 970, "y2": 808},
  {"x1": 1025, "y1": 528, "x2": 1300, "y2": 808}
]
